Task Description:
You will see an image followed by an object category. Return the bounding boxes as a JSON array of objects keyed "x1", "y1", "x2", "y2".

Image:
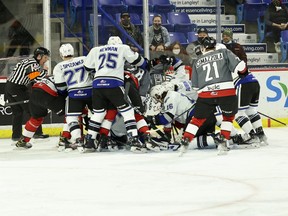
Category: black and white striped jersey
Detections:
[{"x1": 7, "y1": 57, "x2": 47, "y2": 86}]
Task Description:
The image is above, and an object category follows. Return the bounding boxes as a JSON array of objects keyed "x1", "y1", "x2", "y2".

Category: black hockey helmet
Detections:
[
  {"x1": 33, "y1": 47, "x2": 50, "y2": 58},
  {"x1": 202, "y1": 37, "x2": 216, "y2": 49}
]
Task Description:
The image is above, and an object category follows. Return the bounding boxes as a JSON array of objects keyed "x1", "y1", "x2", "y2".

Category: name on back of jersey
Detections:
[
  {"x1": 196, "y1": 53, "x2": 224, "y2": 68},
  {"x1": 61, "y1": 59, "x2": 84, "y2": 70}
]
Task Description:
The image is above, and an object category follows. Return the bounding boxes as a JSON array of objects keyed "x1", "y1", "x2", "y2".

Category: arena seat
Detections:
[
  {"x1": 169, "y1": 32, "x2": 189, "y2": 47},
  {"x1": 167, "y1": 12, "x2": 197, "y2": 33}
]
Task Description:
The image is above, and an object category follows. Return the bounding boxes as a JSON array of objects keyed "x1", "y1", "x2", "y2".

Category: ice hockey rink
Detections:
[{"x1": 0, "y1": 127, "x2": 288, "y2": 216}]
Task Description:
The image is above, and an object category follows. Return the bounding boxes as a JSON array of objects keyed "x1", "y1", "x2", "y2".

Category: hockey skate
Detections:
[
  {"x1": 67, "y1": 138, "x2": 84, "y2": 153},
  {"x1": 128, "y1": 137, "x2": 147, "y2": 153},
  {"x1": 243, "y1": 132, "x2": 261, "y2": 148},
  {"x1": 84, "y1": 134, "x2": 96, "y2": 153},
  {"x1": 231, "y1": 133, "x2": 260, "y2": 148},
  {"x1": 255, "y1": 127, "x2": 268, "y2": 145},
  {"x1": 107, "y1": 137, "x2": 119, "y2": 151},
  {"x1": 214, "y1": 134, "x2": 229, "y2": 155},
  {"x1": 144, "y1": 134, "x2": 160, "y2": 152},
  {"x1": 97, "y1": 134, "x2": 113, "y2": 152},
  {"x1": 15, "y1": 137, "x2": 32, "y2": 149},
  {"x1": 57, "y1": 136, "x2": 71, "y2": 152},
  {"x1": 179, "y1": 138, "x2": 189, "y2": 157}
]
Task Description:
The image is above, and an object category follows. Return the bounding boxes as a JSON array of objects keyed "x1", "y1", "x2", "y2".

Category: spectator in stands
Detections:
[
  {"x1": 264, "y1": 0, "x2": 288, "y2": 52},
  {"x1": 111, "y1": 12, "x2": 143, "y2": 52},
  {"x1": 221, "y1": 29, "x2": 247, "y2": 63},
  {"x1": 149, "y1": 14, "x2": 170, "y2": 51},
  {"x1": 186, "y1": 27, "x2": 209, "y2": 64},
  {"x1": 166, "y1": 41, "x2": 190, "y2": 65},
  {"x1": 150, "y1": 43, "x2": 166, "y2": 60},
  {"x1": 155, "y1": 43, "x2": 166, "y2": 52}
]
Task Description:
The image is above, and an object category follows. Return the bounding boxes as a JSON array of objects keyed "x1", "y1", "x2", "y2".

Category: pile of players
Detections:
[{"x1": 15, "y1": 36, "x2": 268, "y2": 155}]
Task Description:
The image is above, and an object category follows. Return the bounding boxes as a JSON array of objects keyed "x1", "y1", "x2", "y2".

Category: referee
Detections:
[{"x1": 4, "y1": 47, "x2": 50, "y2": 141}]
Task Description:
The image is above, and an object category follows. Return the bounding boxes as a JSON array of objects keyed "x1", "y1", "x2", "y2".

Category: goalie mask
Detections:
[{"x1": 150, "y1": 84, "x2": 167, "y2": 103}]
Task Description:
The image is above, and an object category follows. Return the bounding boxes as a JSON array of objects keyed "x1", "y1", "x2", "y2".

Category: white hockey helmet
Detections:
[
  {"x1": 59, "y1": 43, "x2": 74, "y2": 59},
  {"x1": 107, "y1": 36, "x2": 123, "y2": 45},
  {"x1": 162, "y1": 81, "x2": 175, "y2": 91},
  {"x1": 150, "y1": 84, "x2": 167, "y2": 103}
]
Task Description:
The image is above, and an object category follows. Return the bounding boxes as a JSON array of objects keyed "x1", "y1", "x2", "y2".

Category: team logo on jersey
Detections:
[
  {"x1": 207, "y1": 84, "x2": 220, "y2": 91},
  {"x1": 266, "y1": 75, "x2": 288, "y2": 107}
]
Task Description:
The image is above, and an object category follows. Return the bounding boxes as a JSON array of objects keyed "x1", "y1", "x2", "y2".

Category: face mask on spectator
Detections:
[
  {"x1": 172, "y1": 48, "x2": 180, "y2": 55},
  {"x1": 122, "y1": 18, "x2": 130, "y2": 26},
  {"x1": 198, "y1": 37, "x2": 205, "y2": 43},
  {"x1": 154, "y1": 23, "x2": 161, "y2": 29}
]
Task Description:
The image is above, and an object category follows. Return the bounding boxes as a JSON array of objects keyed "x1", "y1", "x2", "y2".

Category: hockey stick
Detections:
[
  {"x1": 0, "y1": 99, "x2": 29, "y2": 107},
  {"x1": 258, "y1": 111, "x2": 286, "y2": 126}
]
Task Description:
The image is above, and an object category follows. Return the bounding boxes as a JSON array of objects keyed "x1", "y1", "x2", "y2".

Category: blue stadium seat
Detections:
[
  {"x1": 257, "y1": 10, "x2": 273, "y2": 43},
  {"x1": 69, "y1": 0, "x2": 93, "y2": 29},
  {"x1": 262, "y1": 0, "x2": 271, "y2": 3},
  {"x1": 280, "y1": 30, "x2": 288, "y2": 62},
  {"x1": 150, "y1": 0, "x2": 176, "y2": 13},
  {"x1": 187, "y1": 31, "x2": 198, "y2": 43},
  {"x1": 123, "y1": 0, "x2": 153, "y2": 14},
  {"x1": 98, "y1": 0, "x2": 127, "y2": 18},
  {"x1": 148, "y1": 13, "x2": 173, "y2": 32},
  {"x1": 89, "y1": 14, "x2": 113, "y2": 47},
  {"x1": 167, "y1": 12, "x2": 197, "y2": 33},
  {"x1": 236, "y1": 0, "x2": 267, "y2": 24},
  {"x1": 169, "y1": 32, "x2": 188, "y2": 46}
]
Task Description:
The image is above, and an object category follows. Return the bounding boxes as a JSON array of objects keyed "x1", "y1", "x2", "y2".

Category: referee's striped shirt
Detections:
[{"x1": 7, "y1": 57, "x2": 47, "y2": 86}]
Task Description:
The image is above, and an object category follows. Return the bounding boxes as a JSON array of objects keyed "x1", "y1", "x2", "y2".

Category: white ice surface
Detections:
[{"x1": 0, "y1": 127, "x2": 288, "y2": 216}]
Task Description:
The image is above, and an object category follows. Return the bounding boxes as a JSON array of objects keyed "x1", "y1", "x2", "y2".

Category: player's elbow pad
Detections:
[{"x1": 234, "y1": 61, "x2": 246, "y2": 74}]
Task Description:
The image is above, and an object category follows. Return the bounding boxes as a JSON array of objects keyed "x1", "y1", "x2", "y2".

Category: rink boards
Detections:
[{"x1": 1, "y1": 68, "x2": 288, "y2": 138}]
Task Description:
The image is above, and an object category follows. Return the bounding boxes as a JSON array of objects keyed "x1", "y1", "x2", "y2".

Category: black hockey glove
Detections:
[
  {"x1": 159, "y1": 55, "x2": 173, "y2": 65},
  {"x1": 194, "y1": 45, "x2": 202, "y2": 56},
  {"x1": 146, "y1": 115, "x2": 156, "y2": 125}
]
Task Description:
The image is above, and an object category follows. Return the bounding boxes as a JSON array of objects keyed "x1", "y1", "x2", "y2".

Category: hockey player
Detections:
[
  {"x1": 147, "y1": 84, "x2": 217, "y2": 150},
  {"x1": 88, "y1": 71, "x2": 158, "y2": 152},
  {"x1": 145, "y1": 55, "x2": 193, "y2": 116},
  {"x1": 180, "y1": 37, "x2": 247, "y2": 155},
  {"x1": 54, "y1": 43, "x2": 93, "y2": 152},
  {"x1": 83, "y1": 36, "x2": 148, "y2": 153},
  {"x1": 15, "y1": 76, "x2": 66, "y2": 148},
  {"x1": 222, "y1": 29, "x2": 267, "y2": 145}
]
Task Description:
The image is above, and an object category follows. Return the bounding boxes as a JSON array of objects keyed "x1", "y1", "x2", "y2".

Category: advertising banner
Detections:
[
  {"x1": 0, "y1": 78, "x2": 64, "y2": 126},
  {"x1": 251, "y1": 69, "x2": 288, "y2": 119}
]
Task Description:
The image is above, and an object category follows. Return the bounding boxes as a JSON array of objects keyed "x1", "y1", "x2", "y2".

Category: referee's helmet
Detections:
[{"x1": 33, "y1": 47, "x2": 50, "y2": 58}]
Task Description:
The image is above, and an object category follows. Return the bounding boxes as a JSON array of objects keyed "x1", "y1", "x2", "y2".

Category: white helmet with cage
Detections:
[
  {"x1": 107, "y1": 36, "x2": 123, "y2": 45},
  {"x1": 59, "y1": 43, "x2": 74, "y2": 59},
  {"x1": 149, "y1": 84, "x2": 167, "y2": 103}
]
